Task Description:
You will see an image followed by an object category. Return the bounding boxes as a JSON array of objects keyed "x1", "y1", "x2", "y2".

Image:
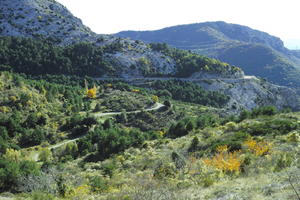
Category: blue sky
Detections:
[{"x1": 56, "y1": 0, "x2": 300, "y2": 49}]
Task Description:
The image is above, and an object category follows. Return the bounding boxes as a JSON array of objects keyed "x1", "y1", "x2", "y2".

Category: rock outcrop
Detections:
[{"x1": 192, "y1": 77, "x2": 300, "y2": 112}]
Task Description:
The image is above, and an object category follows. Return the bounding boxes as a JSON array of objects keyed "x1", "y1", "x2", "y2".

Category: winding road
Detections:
[
  {"x1": 95, "y1": 75, "x2": 259, "y2": 82},
  {"x1": 30, "y1": 102, "x2": 165, "y2": 161}
]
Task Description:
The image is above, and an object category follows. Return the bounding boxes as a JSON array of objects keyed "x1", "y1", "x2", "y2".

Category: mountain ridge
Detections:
[{"x1": 116, "y1": 21, "x2": 286, "y2": 52}]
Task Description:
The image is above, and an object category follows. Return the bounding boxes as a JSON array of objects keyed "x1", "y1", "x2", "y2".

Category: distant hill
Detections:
[{"x1": 116, "y1": 21, "x2": 300, "y2": 87}]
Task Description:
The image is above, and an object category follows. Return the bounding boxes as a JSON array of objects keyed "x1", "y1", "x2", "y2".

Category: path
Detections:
[{"x1": 94, "y1": 102, "x2": 164, "y2": 117}]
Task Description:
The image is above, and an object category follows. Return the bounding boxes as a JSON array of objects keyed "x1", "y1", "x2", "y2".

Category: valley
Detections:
[{"x1": 0, "y1": 0, "x2": 299, "y2": 200}]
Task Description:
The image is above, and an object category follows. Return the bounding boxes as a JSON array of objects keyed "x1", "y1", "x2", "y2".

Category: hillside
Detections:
[
  {"x1": 1, "y1": 72, "x2": 299, "y2": 199},
  {"x1": 0, "y1": 1, "x2": 245, "y2": 80},
  {"x1": 116, "y1": 21, "x2": 300, "y2": 87},
  {"x1": 0, "y1": 71, "x2": 240, "y2": 198}
]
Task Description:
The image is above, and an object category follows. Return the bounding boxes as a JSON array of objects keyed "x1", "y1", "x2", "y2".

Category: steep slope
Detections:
[
  {"x1": 116, "y1": 21, "x2": 300, "y2": 87},
  {"x1": 0, "y1": 0, "x2": 176, "y2": 78}
]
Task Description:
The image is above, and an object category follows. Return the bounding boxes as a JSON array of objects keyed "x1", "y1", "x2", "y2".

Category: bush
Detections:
[
  {"x1": 241, "y1": 119, "x2": 298, "y2": 136},
  {"x1": 149, "y1": 80, "x2": 229, "y2": 107},
  {"x1": 20, "y1": 127, "x2": 46, "y2": 147},
  {"x1": 89, "y1": 176, "x2": 108, "y2": 193},
  {"x1": 153, "y1": 162, "x2": 176, "y2": 180},
  {"x1": 188, "y1": 136, "x2": 200, "y2": 153},
  {"x1": 171, "y1": 152, "x2": 186, "y2": 170},
  {"x1": 168, "y1": 115, "x2": 217, "y2": 138},
  {"x1": 103, "y1": 119, "x2": 114, "y2": 130},
  {"x1": 102, "y1": 162, "x2": 116, "y2": 178},
  {"x1": 208, "y1": 131, "x2": 250, "y2": 153},
  {"x1": 163, "y1": 100, "x2": 172, "y2": 108},
  {"x1": 78, "y1": 126, "x2": 159, "y2": 161},
  {"x1": 238, "y1": 109, "x2": 251, "y2": 121},
  {"x1": 203, "y1": 147, "x2": 243, "y2": 174},
  {"x1": 168, "y1": 121, "x2": 189, "y2": 138}
]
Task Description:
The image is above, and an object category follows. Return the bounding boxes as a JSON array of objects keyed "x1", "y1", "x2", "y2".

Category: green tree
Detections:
[
  {"x1": 103, "y1": 119, "x2": 113, "y2": 130},
  {"x1": 188, "y1": 136, "x2": 200, "y2": 152}
]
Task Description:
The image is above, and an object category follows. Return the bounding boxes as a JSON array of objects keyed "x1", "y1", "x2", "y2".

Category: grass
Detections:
[{"x1": 74, "y1": 112, "x2": 300, "y2": 199}]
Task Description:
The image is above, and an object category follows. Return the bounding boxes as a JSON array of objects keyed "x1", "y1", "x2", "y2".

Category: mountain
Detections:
[
  {"x1": 116, "y1": 21, "x2": 300, "y2": 87},
  {"x1": 0, "y1": 0, "x2": 177, "y2": 78},
  {"x1": 0, "y1": 0, "x2": 299, "y2": 111},
  {"x1": 0, "y1": 1, "x2": 248, "y2": 80}
]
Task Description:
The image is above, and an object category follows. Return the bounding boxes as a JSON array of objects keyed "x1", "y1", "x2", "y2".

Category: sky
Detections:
[{"x1": 56, "y1": 0, "x2": 300, "y2": 49}]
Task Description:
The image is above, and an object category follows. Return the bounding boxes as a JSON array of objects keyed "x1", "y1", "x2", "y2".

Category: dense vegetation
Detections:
[
  {"x1": 0, "y1": 36, "x2": 242, "y2": 79},
  {"x1": 0, "y1": 72, "x2": 94, "y2": 152},
  {"x1": 149, "y1": 80, "x2": 229, "y2": 107},
  {"x1": 0, "y1": 36, "x2": 111, "y2": 76},
  {"x1": 77, "y1": 123, "x2": 161, "y2": 161}
]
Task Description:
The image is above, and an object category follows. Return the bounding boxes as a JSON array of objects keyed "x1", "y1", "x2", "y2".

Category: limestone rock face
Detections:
[
  {"x1": 193, "y1": 77, "x2": 300, "y2": 112},
  {"x1": 0, "y1": 0, "x2": 96, "y2": 45}
]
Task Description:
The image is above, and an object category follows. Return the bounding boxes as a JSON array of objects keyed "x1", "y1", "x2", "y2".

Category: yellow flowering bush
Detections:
[
  {"x1": 131, "y1": 89, "x2": 140, "y2": 93},
  {"x1": 203, "y1": 145, "x2": 242, "y2": 173},
  {"x1": 0, "y1": 106, "x2": 9, "y2": 113},
  {"x1": 3, "y1": 148, "x2": 22, "y2": 162},
  {"x1": 65, "y1": 185, "x2": 91, "y2": 198},
  {"x1": 244, "y1": 139, "x2": 272, "y2": 156},
  {"x1": 87, "y1": 86, "x2": 97, "y2": 98},
  {"x1": 152, "y1": 95, "x2": 159, "y2": 103}
]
